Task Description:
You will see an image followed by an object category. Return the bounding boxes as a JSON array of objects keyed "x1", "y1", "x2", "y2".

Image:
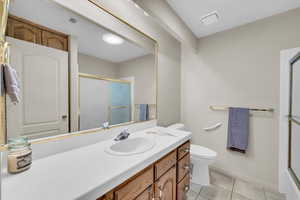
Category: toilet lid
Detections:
[{"x1": 191, "y1": 144, "x2": 217, "y2": 160}]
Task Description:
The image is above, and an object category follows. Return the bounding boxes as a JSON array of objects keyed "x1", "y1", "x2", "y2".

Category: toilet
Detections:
[{"x1": 167, "y1": 123, "x2": 217, "y2": 186}]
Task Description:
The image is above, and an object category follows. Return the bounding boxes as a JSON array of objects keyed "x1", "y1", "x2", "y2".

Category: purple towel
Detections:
[
  {"x1": 227, "y1": 107, "x2": 249, "y2": 153},
  {"x1": 3, "y1": 64, "x2": 20, "y2": 104}
]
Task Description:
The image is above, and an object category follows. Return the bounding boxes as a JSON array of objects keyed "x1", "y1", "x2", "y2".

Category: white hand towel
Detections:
[{"x1": 3, "y1": 64, "x2": 20, "y2": 104}]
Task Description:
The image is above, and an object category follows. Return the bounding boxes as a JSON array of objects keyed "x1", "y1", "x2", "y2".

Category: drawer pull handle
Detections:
[
  {"x1": 183, "y1": 164, "x2": 190, "y2": 171},
  {"x1": 148, "y1": 187, "x2": 155, "y2": 200},
  {"x1": 181, "y1": 148, "x2": 190, "y2": 153},
  {"x1": 183, "y1": 185, "x2": 190, "y2": 200},
  {"x1": 184, "y1": 185, "x2": 190, "y2": 192},
  {"x1": 158, "y1": 186, "x2": 163, "y2": 200},
  {"x1": 182, "y1": 165, "x2": 191, "y2": 173}
]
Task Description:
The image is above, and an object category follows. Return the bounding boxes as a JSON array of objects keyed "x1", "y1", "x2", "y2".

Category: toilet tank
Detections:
[{"x1": 167, "y1": 123, "x2": 185, "y2": 131}]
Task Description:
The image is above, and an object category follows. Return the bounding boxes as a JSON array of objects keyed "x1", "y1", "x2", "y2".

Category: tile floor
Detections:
[{"x1": 187, "y1": 170, "x2": 286, "y2": 200}]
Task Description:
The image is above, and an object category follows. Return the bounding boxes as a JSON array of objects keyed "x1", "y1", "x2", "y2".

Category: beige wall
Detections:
[
  {"x1": 181, "y1": 8, "x2": 300, "y2": 190},
  {"x1": 118, "y1": 54, "x2": 156, "y2": 105},
  {"x1": 135, "y1": 0, "x2": 197, "y2": 50},
  {"x1": 78, "y1": 53, "x2": 156, "y2": 106},
  {"x1": 78, "y1": 53, "x2": 118, "y2": 78}
]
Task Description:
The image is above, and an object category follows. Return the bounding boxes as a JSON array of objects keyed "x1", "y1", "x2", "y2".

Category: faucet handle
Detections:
[
  {"x1": 114, "y1": 129, "x2": 130, "y2": 141},
  {"x1": 122, "y1": 129, "x2": 130, "y2": 138},
  {"x1": 102, "y1": 121, "x2": 109, "y2": 129},
  {"x1": 122, "y1": 128, "x2": 129, "y2": 134}
]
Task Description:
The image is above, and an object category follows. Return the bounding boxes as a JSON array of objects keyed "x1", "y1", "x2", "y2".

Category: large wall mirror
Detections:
[
  {"x1": 1, "y1": 0, "x2": 157, "y2": 143},
  {"x1": 289, "y1": 52, "x2": 300, "y2": 189}
]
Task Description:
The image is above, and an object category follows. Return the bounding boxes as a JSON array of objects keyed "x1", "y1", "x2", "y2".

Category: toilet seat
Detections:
[{"x1": 190, "y1": 144, "x2": 217, "y2": 160}]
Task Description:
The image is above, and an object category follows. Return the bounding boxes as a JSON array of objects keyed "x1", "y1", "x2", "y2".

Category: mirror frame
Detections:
[
  {"x1": 0, "y1": 0, "x2": 158, "y2": 149},
  {"x1": 288, "y1": 51, "x2": 300, "y2": 190}
]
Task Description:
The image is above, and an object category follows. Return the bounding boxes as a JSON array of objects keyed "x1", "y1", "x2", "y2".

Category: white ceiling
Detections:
[
  {"x1": 9, "y1": 0, "x2": 149, "y2": 63},
  {"x1": 166, "y1": 0, "x2": 300, "y2": 38}
]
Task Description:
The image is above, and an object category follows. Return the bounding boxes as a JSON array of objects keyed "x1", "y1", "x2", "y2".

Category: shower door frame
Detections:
[
  {"x1": 78, "y1": 73, "x2": 132, "y2": 130},
  {"x1": 288, "y1": 51, "x2": 300, "y2": 190}
]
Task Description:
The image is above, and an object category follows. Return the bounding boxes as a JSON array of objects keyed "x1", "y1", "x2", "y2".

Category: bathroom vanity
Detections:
[
  {"x1": 98, "y1": 140, "x2": 191, "y2": 200},
  {"x1": 2, "y1": 127, "x2": 192, "y2": 200}
]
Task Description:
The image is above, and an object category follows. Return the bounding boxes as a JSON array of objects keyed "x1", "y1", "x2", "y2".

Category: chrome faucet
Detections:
[{"x1": 114, "y1": 129, "x2": 130, "y2": 141}]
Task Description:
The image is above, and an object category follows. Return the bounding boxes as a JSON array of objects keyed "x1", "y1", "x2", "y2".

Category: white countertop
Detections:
[{"x1": 2, "y1": 127, "x2": 191, "y2": 200}]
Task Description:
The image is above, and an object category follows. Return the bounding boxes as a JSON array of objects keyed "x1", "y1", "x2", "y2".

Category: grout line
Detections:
[
  {"x1": 230, "y1": 178, "x2": 236, "y2": 200},
  {"x1": 195, "y1": 190, "x2": 201, "y2": 200},
  {"x1": 190, "y1": 185, "x2": 202, "y2": 200},
  {"x1": 263, "y1": 188, "x2": 268, "y2": 200}
]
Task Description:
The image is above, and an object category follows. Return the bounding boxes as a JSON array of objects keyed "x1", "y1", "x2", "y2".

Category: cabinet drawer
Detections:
[
  {"x1": 177, "y1": 141, "x2": 190, "y2": 160},
  {"x1": 115, "y1": 167, "x2": 154, "y2": 200},
  {"x1": 177, "y1": 174, "x2": 190, "y2": 200},
  {"x1": 97, "y1": 191, "x2": 114, "y2": 200},
  {"x1": 177, "y1": 154, "x2": 191, "y2": 183},
  {"x1": 155, "y1": 150, "x2": 177, "y2": 180}
]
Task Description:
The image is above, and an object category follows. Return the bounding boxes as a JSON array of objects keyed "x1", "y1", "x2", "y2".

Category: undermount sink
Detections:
[{"x1": 105, "y1": 137, "x2": 156, "y2": 156}]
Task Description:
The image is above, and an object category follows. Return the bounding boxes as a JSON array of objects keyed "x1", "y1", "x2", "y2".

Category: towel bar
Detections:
[{"x1": 209, "y1": 105, "x2": 274, "y2": 112}]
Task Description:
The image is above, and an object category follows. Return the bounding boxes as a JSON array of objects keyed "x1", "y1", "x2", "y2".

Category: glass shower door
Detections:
[
  {"x1": 289, "y1": 53, "x2": 300, "y2": 189},
  {"x1": 79, "y1": 77, "x2": 109, "y2": 130},
  {"x1": 109, "y1": 82, "x2": 131, "y2": 125}
]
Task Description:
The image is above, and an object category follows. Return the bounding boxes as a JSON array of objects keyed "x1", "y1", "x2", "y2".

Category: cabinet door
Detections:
[
  {"x1": 42, "y1": 31, "x2": 68, "y2": 51},
  {"x1": 6, "y1": 18, "x2": 42, "y2": 44},
  {"x1": 135, "y1": 186, "x2": 154, "y2": 200},
  {"x1": 177, "y1": 174, "x2": 190, "y2": 200},
  {"x1": 155, "y1": 166, "x2": 176, "y2": 200}
]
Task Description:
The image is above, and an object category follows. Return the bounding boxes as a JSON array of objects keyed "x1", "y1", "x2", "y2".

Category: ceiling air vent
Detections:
[{"x1": 200, "y1": 11, "x2": 219, "y2": 25}]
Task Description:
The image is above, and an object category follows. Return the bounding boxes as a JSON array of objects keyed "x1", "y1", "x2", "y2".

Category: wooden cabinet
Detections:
[
  {"x1": 6, "y1": 17, "x2": 42, "y2": 44},
  {"x1": 42, "y1": 31, "x2": 68, "y2": 51},
  {"x1": 98, "y1": 140, "x2": 191, "y2": 200},
  {"x1": 6, "y1": 15, "x2": 68, "y2": 51},
  {"x1": 154, "y1": 166, "x2": 177, "y2": 200}
]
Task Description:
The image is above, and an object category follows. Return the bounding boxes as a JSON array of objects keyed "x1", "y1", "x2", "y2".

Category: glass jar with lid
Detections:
[{"x1": 7, "y1": 137, "x2": 32, "y2": 174}]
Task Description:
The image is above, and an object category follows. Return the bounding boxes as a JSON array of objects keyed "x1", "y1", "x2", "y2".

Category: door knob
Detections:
[{"x1": 62, "y1": 115, "x2": 68, "y2": 119}]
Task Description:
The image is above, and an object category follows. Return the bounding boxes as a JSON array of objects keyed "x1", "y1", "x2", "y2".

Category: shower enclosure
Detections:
[
  {"x1": 79, "y1": 75, "x2": 131, "y2": 131},
  {"x1": 289, "y1": 52, "x2": 300, "y2": 189}
]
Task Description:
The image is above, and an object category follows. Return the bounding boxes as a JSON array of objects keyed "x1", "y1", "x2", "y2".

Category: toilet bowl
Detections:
[{"x1": 167, "y1": 123, "x2": 217, "y2": 186}]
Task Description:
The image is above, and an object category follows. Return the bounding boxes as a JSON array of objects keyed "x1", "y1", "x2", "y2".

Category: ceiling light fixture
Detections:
[
  {"x1": 200, "y1": 11, "x2": 219, "y2": 25},
  {"x1": 102, "y1": 33, "x2": 124, "y2": 45}
]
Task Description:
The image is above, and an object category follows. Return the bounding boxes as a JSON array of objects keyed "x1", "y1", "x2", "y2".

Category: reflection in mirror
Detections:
[
  {"x1": 289, "y1": 55, "x2": 300, "y2": 186},
  {"x1": 5, "y1": 0, "x2": 156, "y2": 140}
]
